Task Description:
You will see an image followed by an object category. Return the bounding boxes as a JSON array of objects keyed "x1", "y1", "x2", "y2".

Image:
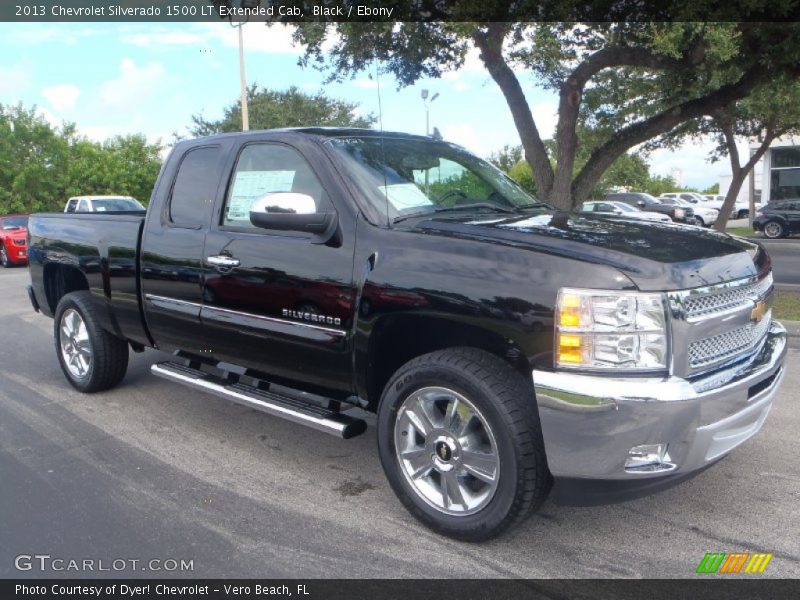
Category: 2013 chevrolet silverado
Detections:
[{"x1": 26, "y1": 128, "x2": 786, "y2": 541}]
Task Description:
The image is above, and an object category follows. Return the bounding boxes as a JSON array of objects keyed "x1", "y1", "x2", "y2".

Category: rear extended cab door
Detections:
[{"x1": 140, "y1": 138, "x2": 235, "y2": 353}]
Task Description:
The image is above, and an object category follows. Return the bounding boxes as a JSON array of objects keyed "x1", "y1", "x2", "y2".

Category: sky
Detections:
[{"x1": 0, "y1": 21, "x2": 745, "y2": 189}]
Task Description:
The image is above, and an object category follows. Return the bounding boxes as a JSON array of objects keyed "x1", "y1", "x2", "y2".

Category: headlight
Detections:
[
  {"x1": 555, "y1": 288, "x2": 669, "y2": 371},
  {"x1": 674, "y1": 208, "x2": 685, "y2": 218}
]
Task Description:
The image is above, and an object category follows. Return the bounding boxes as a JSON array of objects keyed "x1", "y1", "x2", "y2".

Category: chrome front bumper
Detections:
[{"x1": 533, "y1": 321, "x2": 787, "y2": 480}]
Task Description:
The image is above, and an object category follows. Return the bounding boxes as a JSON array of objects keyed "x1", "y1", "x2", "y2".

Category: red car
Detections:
[{"x1": 0, "y1": 214, "x2": 29, "y2": 267}]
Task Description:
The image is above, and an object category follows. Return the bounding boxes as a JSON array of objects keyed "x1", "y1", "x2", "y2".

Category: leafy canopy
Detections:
[{"x1": 189, "y1": 84, "x2": 375, "y2": 136}]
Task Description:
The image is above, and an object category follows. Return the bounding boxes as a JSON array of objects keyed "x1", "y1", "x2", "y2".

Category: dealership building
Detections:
[{"x1": 720, "y1": 135, "x2": 800, "y2": 204}]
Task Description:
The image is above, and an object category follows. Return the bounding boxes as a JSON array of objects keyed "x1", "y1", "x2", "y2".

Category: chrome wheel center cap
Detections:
[{"x1": 431, "y1": 434, "x2": 459, "y2": 472}]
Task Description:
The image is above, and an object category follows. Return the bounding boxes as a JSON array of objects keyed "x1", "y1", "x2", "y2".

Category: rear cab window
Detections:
[{"x1": 169, "y1": 146, "x2": 222, "y2": 228}]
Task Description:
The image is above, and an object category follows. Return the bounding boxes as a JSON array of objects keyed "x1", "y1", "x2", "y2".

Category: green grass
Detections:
[
  {"x1": 726, "y1": 226, "x2": 756, "y2": 237},
  {"x1": 773, "y1": 291, "x2": 800, "y2": 322}
]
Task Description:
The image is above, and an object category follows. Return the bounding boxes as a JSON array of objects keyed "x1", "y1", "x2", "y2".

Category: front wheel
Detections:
[
  {"x1": 763, "y1": 220, "x2": 786, "y2": 239},
  {"x1": 694, "y1": 216, "x2": 705, "y2": 227},
  {"x1": 54, "y1": 291, "x2": 129, "y2": 392},
  {"x1": 377, "y1": 348, "x2": 551, "y2": 541},
  {"x1": 0, "y1": 245, "x2": 9, "y2": 267},
  {"x1": 737, "y1": 209, "x2": 749, "y2": 220}
]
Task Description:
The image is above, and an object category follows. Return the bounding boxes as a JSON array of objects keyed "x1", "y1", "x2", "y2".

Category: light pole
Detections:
[
  {"x1": 421, "y1": 89, "x2": 439, "y2": 136},
  {"x1": 228, "y1": 0, "x2": 262, "y2": 132}
]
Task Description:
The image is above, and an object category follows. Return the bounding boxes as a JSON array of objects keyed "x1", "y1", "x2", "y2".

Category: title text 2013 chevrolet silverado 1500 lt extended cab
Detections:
[{"x1": 26, "y1": 129, "x2": 787, "y2": 541}]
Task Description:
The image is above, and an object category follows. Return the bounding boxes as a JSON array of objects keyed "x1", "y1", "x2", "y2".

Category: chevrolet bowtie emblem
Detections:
[{"x1": 750, "y1": 300, "x2": 768, "y2": 323}]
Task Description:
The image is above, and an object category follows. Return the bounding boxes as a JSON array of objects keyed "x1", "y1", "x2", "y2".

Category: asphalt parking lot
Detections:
[{"x1": 1, "y1": 267, "x2": 798, "y2": 579}]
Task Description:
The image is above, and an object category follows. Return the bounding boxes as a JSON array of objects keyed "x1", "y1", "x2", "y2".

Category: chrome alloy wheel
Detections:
[
  {"x1": 394, "y1": 387, "x2": 499, "y2": 515},
  {"x1": 764, "y1": 221, "x2": 783, "y2": 238},
  {"x1": 59, "y1": 308, "x2": 92, "y2": 379}
]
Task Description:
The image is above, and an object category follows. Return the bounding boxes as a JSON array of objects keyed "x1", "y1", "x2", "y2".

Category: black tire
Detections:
[
  {"x1": 377, "y1": 347, "x2": 551, "y2": 541},
  {"x1": 54, "y1": 291, "x2": 129, "y2": 393},
  {"x1": 694, "y1": 216, "x2": 705, "y2": 227},
  {"x1": 762, "y1": 220, "x2": 786, "y2": 239},
  {"x1": 737, "y1": 210, "x2": 749, "y2": 220},
  {"x1": 0, "y1": 245, "x2": 9, "y2": 267}
]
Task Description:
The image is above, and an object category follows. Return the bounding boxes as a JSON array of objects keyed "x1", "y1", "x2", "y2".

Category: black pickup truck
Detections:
[{"x1": 27, "y1": 128, "x2": 786, "y2": 541}]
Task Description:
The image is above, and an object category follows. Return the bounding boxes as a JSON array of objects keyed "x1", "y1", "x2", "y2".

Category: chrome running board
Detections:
[{"x1": 151, "y1": 361, "x2": 367, "y2": 439}]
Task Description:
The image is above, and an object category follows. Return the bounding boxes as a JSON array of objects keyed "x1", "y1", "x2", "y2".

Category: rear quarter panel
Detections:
[{"x1": 28, "y1": 213, "x2": 150, "y2": 346}]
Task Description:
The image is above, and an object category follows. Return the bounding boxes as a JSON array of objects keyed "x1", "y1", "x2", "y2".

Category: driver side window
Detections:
[{"x1": 223, "y1": 144, "x2": 328, "y2": 229}]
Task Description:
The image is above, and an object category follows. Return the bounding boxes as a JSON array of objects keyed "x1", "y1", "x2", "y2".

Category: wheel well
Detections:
[
  {"x1": 366, "y1": 316, "x2": 532, "y2": 410},
  {"x1": 43, "y1": 264, "x2": 89, "y2": 313}
]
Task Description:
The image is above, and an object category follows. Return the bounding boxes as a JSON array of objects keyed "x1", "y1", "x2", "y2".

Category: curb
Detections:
[
  {"x1": 745, "y1": 236, "x2": 800, "y2": 245},
  {"x1": 778, "y1": 319, "x2": 800, "y2": 338}
]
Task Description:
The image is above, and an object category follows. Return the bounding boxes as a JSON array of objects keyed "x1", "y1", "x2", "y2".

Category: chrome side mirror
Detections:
[
  {"x1": 251, "y1": 192, "x2": 317, "y2": 215},
  {"x1": 249, "y1": 192, "x2": 337, "y2": 238}
]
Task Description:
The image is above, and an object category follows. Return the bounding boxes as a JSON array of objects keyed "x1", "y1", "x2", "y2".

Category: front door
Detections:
[{"x1": 201, "y1": 141, "x2": 357, "y2": 395}]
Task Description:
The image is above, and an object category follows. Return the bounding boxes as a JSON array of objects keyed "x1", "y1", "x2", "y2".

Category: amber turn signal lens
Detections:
[
  {"x1": 559, "y1": 293, "x2": 582, "y2": 328},
  {"x1": 557, "y1": 333, "x2": 583, "y2": 364}
]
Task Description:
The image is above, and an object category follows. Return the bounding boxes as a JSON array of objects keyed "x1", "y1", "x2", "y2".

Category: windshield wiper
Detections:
[
  {"x1": 514, "y1": 202, "x2": 551, "y2": 210},
  {"x1": 393, "y1": 203, "x2": 516, "y2": 223}
]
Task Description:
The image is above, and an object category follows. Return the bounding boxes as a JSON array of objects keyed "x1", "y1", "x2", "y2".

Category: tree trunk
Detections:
[
  {"x1": 714, "y1": 171, "x2": 746, "y2": 231},
  {"x1": 713, "y1": 127, "x2": 775, "y2": 232}
]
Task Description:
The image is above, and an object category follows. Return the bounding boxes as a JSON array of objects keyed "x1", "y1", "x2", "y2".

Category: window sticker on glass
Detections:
[
  {"x1": 227, "y1": 170, "x2": 296, "y2": 220},
  {"x1": 378, "y1": 183, "x2": 433, "y2": 211}
]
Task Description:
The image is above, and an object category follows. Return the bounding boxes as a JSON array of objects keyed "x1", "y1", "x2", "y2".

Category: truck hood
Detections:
[{"x1": 410, "y1": 211, "x2": 765, "y2": 292}]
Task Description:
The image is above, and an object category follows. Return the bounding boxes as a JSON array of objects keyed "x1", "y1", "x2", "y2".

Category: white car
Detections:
[
  {"x1": 64, "y1": 195, "x2": 145, "y2": 213},
  {"x1": 703, "y1": 195, "x2": 752, "y2": 220},
  {"x1": 658, "y1": 197, "x2": 718, "y2": 227},
  {"x1": 580, "y1": 201, "x2": 672, "y2": 223}
]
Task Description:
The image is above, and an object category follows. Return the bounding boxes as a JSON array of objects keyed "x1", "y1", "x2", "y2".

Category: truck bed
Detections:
[{"x1": 27, "y1": 212, "x2": 151, "y2": 347}]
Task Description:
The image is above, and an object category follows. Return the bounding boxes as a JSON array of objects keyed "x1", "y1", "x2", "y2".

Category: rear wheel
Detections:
[
  {"x1": 763, "y1": 220, "x2": 786, "y2": 239},
  {"x1": 737, "y1": 209, "x2": 749, "y2": 220},
  {"x1": 377, "y1": 347, "x2": 551, "y2": 541},
  {"x1": 54, "y1": 291, "x2": 129, "y2": 393}
]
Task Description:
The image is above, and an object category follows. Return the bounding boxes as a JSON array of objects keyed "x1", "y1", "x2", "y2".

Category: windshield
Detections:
[
  {"x1": 2, "y1": 216, "x2": 28, "y2": 229},
  {"x1": 91, "y1": 198, "x2": 144, "y2": 212},
  {"x1": 327, "y1": 137, "x2": 548, "y2": 221}
]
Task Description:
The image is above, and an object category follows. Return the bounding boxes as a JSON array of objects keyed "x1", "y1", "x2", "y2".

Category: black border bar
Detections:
[
  {"x1": 3, "y1": 1, "x2": 800, "y2": 23},
  {"x1": 4, "y1": 579, "x2": 800, "y2": 600}
]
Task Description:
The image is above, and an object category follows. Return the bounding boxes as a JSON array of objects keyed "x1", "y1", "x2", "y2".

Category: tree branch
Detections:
[
  {"x1": 550, "y1": 42, "x2": 706, "y2": 208},
  {"x1": 473, "y1": 24, "x2": 554, "y2": 197},
  {"x1": 571, "y1": 64, "x2": 770, "y2": 204}
]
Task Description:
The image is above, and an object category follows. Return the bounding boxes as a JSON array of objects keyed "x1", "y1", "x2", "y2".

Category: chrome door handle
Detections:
[{"x1": 207, "y1": 255, "x2": 240, "y2": 268}]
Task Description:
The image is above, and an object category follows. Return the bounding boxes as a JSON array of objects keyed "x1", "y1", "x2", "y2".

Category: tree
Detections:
[
  {"x1": 700, "y1": 77, "x2": 800, "y2": 230},
  {"x1": 495, "y1": 137, "x2": 651, "y2": 199},
  {"x1": 290, "y1": 19, "x2": 800, "y2": 210},
  {"x1": 189, "y1": 85, "x2": 375, "y2": 136},
  {"x1": 488, "y1": 144, "x2": 523, "y2": 172},
  {"x1": 0, "y1": 103, "x2": 162, "y2": 214}
]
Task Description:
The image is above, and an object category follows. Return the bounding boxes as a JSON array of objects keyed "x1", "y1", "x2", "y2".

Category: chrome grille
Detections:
[
  {"x1": 683, "y1": 273, "x2": 773, "y2": 320},
  {"x1": 687, "y1": 311, "x2": 771, "y2": 368}
]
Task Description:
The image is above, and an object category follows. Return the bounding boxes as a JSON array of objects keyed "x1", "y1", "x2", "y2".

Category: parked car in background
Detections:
[
  {"x1": 579, "y1": 201, "x2": 672, "y2": 223},
  {"x1": 605, "y1": 192, "x2": 693, "y2": 223},
  {"x1": 703, "y1": 194, "x2": 751, "y2": 220},
  {"x1": 753, "y1": 199, "x2": 800, "y2": 238},
  {"x1": 64, "y1": 195, "x2": 145, "y2": 213},
  {"x1": 658, "y1": 197, "x2": 718, "y2": 227},
  {"x1": 0, "y1": 214, "x2": 29, "y2": 267}
]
